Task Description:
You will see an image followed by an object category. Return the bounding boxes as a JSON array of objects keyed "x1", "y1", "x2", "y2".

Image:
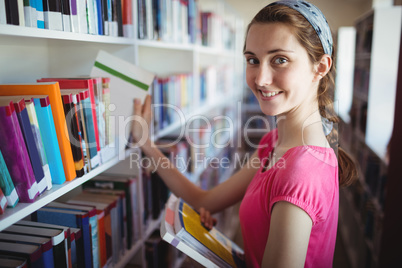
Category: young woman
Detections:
[{"x1": 132, "y1": 1, "x2": 357, "y2": 267}]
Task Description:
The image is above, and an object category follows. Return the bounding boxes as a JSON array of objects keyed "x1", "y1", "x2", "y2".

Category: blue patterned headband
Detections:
[{"x1": 267, "y1": 0, "x2": 333, "y2": 56}]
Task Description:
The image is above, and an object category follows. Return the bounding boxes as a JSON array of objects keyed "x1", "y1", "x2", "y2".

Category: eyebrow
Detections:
[{"x1": 243, "y1": 49, "x2": 295, "y2": 55}]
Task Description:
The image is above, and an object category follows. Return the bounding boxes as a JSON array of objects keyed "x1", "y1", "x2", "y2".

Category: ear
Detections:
[{"x1": 313, "y1": 54, "x2": 332, "y2": 82}]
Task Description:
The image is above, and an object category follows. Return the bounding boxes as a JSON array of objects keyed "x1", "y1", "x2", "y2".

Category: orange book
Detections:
[
  {"x1": 0, "y1": 83, "x2": 76, "y2": 181},
  {"x1": 67, "y1": 199, "x2": 108, "y2": 267}
]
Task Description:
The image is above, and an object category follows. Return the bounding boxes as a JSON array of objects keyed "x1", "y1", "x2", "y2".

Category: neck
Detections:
[{"x1": 276, "y1": 101, "x2": 328, "y2": 149}]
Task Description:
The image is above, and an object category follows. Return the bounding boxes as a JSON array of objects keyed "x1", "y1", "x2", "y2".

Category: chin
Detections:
[{"x1": 258, "y1": 104, "x2": 279, "y2": 117}]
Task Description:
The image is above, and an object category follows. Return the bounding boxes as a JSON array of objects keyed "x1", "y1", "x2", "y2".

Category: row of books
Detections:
[
  {"x1": 0, "y1": 175, "x2": 140, "y2": 268},
  {"x1": 137, "y1": 0, "x2": 236, "y2": 49},
  {"x1": 200, "y1": 11, "x2": 235, "y2": 49},
  {"x1": 0, "y1": 0, "x2": 133, "y2": 37},
  {"x1": 152, "y1": 72, "x2": 194, "y2": 132},
  {"x1": 0, "y1": 50, "x2": 154, "y2": 209},
  {"x1": 200, "y1": 65, "x2": 235, "y2": 104},
  {"x1": 138, "y1": 0, "x2": 196, "y2": 43},
  {"x1": 0, "y1": 77, "x2": 113, "y2": 206},
  {"x1": 152, "y1": 65, "x2": 234, "y2": 133}
]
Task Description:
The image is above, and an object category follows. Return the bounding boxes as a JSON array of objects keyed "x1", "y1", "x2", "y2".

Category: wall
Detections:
[{"x1": 225, "y1": 0, "x2": 372, "y2": 32}]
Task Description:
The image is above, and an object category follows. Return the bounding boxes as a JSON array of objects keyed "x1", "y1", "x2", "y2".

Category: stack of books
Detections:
[
  {"x1": 0, "y1": 174, "x2": 140, "y2": 268},
  {"x1": 0, "y1": 50, "x2": 154, "y2": 211}
]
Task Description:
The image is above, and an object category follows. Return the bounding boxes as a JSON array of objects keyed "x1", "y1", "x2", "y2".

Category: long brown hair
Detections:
[{"x1": 245, "y1": 4, "x2": 357, "y2": 187}]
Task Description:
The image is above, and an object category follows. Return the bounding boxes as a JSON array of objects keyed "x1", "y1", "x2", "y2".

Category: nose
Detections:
[{"x1": 255, "y1": 64, "x2": 273, "y2": 87}]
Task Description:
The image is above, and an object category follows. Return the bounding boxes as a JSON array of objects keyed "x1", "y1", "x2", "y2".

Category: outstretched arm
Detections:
[{"x1": 132, "y1": 96, "x2": 260, "y2": 213}]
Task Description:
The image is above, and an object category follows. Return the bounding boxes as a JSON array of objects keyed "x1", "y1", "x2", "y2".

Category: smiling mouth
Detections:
[{"x1": 259, "y1": 90, "x2": 283, "y2": 97}]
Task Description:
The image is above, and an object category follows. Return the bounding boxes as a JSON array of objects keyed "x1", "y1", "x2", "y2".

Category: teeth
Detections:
[{"x1": 261, "y1": 91, "x2": 280, "y2": 97}]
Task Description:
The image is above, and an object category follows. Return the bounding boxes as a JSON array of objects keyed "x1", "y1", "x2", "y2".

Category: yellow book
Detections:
[{"x1": 161, "y1": 194, "x2": 245, "y2": 268}]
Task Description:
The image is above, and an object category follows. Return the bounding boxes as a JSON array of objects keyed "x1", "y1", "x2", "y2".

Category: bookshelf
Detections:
[
  {"x1": 0, "y1": 0, "x2": 244, "y2": 267},
  {"x1": 337, "y1": 6, "x2": 402, "y2": 268}
]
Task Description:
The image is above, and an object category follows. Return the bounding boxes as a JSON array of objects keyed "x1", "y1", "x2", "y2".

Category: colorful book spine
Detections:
[
  {"x1": 84, "y1": 176, "x2": 138, "y2": 249},
  {"x1": 25, "y1": 100, "x2": 52, "y2": 190},
  {"x1": 35, "y1": 0, "x2": 44, "y2": 28},
  {"x1": 13, "y1": 99, "x2": 47, "y2": 195},
  {"x1": 68, "y1": 199, "x2": 107, "y2": 267},
  {"x1": 23, "y1": 0, "x2": 36, "y2": 27},
  {"x1": 71, "y1": 92, "x2": 90, "y2": 174},
  {"x1": 34, "y1": 208, "x2": 92, "y2": 268},
  {"x1": 60, "y1": 0, "x2": 71, "y2": 31},
  {"x1": 0, "y1": 150, "x2": 19, "y2": 207},
  {"x1": 69, "y1": 0, "x2": 78, "y2": 32},
  {"x1": 0, "y1": 101, "x2": 39, "y2": 203},
  {"x1": 76, "y1": 0, "x2": 87, "y2": 33},
  {"x1": 95, "y1": 0, "x2": 104, "y2": 35},
  {"x1": 46, "y1": 0, "x2": 63, "y2": 30},
  {"x1": 71, "y1": 228, "x2": 85, "y2": 268},
  {"x1": 102, "y1": 78, "x2": 112, "y2": 147},
  {"x1": 37, "y1": 78, "x2": 102, "y2": 165},
  {"x1": 122, "y1": 0, "x2": 133, "y2": 37},
  {"x1": 17, "y1": 0, "x2": 25, "y2": 26},
  {"x1": 61, "y1": 94, "x2": 85, "y2": 177},
  {"x1": 79, "y1": 91, "x2": 99, "y2": 169},
  {"x1": 5, "y1": 0, "x2": 20, "y2": 25},
  {"x1": 45, "y1": 201, "x2": 99, "y2": 268},
  {"x1": 33, "y1": 97, "x2": 66, "y2": 184},
  {"x1": 0, "y1": 83, "x2": 76, "y2": 182}
]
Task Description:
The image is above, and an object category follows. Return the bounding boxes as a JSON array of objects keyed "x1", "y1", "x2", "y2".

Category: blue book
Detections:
[
  {"x1": 35, "y1": 0, "x2": 44, "y2": 28},
  {"x1": 45, "y1": 201, "x2": 99, "y2": 268},
  {"x1": 0, "y1": 241, "x2": 43, "y2": 268},
  {"x1": 95, "y1": 0, "x2": 104, "y2": 35},
  {"x1": 33, "y1": 96, "x2": 66, "y2": 184},
  {"x1": 34, "y1": 207, "x2": 92, "y2": 268},
  {"x1": 23, "y1": 0, "x2": 37, "y2": 27},
  {"x1": 78, "y1": 91, "x2": 99, "y2": 169},
  {"x1": 70, "y1": 228, "x2": 84, "y2": 268},
  {"x1": 12, "y1": 97, "x2": 47, "y2": 195},
  {"x1": 0, "y1": 150, "x2": 19, "y2": 207},
  {"x1": 25, "y1": 99, "x2": 52, "y2": 190},
  {"x1": 0, "y1": 233, "x2": 54, "y2": 268}
]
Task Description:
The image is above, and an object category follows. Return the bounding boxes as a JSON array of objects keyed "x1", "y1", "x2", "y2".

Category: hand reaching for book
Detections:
[
  {"x1": 131, "y1": 95, "x2": 152, "y2": 146},
  {"x1": 199, "y1": 207, "x2": 217, "y2": 231}
]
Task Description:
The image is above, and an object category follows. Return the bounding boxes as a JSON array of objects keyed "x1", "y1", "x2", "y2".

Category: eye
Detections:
[
  {"x1": 274, "y1": 57, "x2": 288, "y2": 65},
  {"x1": 246, "y1": 58, "x2": 259, "y2": 65}
]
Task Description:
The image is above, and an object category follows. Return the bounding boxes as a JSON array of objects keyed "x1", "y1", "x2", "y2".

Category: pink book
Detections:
[{"x1": 0, "y1": 100, "x2": 39, "y2": 202}]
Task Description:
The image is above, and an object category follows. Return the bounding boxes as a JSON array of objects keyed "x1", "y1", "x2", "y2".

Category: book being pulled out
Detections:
[{"x1": 161, "y1": 194, "x2": 245, "y2": 268}]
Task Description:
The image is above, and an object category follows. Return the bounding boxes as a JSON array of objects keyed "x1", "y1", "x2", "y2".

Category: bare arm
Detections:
[
  {"x1": 132, "y1": 96, "x2": 260, "y2": 213},
  {"x1": 261, "y1": 202, "x2": 312, "y2": 268}
]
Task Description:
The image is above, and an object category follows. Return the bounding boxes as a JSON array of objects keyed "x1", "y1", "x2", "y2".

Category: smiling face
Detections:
[{"x1": 244, "y1": 22, "x2": 320, "y2": 117}]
